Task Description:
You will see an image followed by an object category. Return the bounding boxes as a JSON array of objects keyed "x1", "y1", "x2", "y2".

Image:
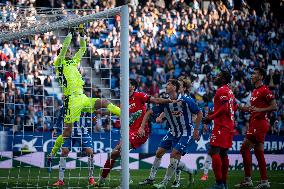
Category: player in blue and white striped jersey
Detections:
[
  {"x1": 153, "y1": 76, "x2": 196, "y2": 188},
  {"x1": 138, "y1": 79, "x2": 203, "y2": 189}
]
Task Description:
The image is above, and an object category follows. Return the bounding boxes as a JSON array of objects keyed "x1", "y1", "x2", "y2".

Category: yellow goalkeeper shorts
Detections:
[{"x1": 63, "y1": 94, "x2": 99, "y2": 123}]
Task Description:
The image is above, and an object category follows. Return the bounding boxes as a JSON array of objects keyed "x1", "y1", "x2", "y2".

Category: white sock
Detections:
[
  {"x1": 149, "y1": 157, "x2": 161, "y2": 180},
  {"x1": 177, "y1": 161, "x2": 194, "y2": 174},
  {"x1": 162, "y1": 158, "x2": 179, "y2": 184},
  {"x1": 204, "y1": 154, "x2": 212, "y2": 175},
  {"x1": 174, "y1": 169, "x2": 181, "y2": 182},
  {"x1": 88, "y1": 156, "x2": 94, "y2": 178},
  {"x1": 59, "y1": 157, "x2": 66, "y2": 181}
]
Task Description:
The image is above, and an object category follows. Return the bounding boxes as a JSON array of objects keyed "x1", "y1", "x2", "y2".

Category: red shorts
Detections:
[
  {"x1": 210, "y1": 126, "x2": 234, "y2": 149},
  {"x1": 129, "y1": 131, "x2": 149, "y2": 149},
  {"x1": 246, "y1": 119, "x2": 269, "y2": 144}
]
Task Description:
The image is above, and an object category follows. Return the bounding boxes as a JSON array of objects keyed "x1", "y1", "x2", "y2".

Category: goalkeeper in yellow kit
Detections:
[{"x1": 48, "y1": 33, "x2": 120, "y2": 159}]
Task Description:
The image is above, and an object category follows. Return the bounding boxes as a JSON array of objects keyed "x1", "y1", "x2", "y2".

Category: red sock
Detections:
[
  {"x1": 221, "y1": 155, "x2": 229, "y2": 183},
  {"x1": 212, "y1": 154, "x2": 222, "y2": 183},
  {"x1": 101, "y1": 159, "x2": 116, "y2": 178},
  {"x1": 254, "y1": 149, "x2": 268, "y2": 180},
  {"x1": 241, "y1": 146, "x2": 252, "y2": 177}
]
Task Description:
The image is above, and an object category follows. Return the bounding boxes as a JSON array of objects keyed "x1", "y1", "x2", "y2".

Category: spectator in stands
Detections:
[
  {"x1": 0, "y1": 0, "x2": 283, "y2": 135},
  {"x1": 44, "y1": 76, "x2": 52, "y2": 87}
]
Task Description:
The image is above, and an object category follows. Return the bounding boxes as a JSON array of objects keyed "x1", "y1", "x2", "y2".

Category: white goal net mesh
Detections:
[{"x1": 0, "y1": 3, "x2": 127, "y2": 188}]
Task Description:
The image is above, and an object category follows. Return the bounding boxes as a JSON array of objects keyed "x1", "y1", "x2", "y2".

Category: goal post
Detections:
[
  {"x1": 0, "y1": 4, "x2": 130, "y2": 188},
  {"x1": 120, "y1": 5, "x2": 129, "y2": 189}
]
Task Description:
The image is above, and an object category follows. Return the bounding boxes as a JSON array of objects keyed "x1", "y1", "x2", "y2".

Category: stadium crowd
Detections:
[{"x1": 0, "y1": 0, "x2": 283, "y2": 136}]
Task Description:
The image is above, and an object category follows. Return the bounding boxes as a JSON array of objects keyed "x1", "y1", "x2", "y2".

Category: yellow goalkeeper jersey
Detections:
[{"x1": 54, "y1": 33, "x2": 86, "y2": 96}]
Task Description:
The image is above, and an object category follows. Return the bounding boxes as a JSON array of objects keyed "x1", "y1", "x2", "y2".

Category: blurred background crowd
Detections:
[{"x1": 0, "y1": 0, "x2": 283, "y2": 136}]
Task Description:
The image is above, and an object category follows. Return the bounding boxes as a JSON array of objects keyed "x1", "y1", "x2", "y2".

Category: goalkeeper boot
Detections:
[
  {"x1": 53, "y1": 180, "x2": 64, "y2": 186},
  {"x1": 201, "y1": 174, "x2": 209, "y2": 181},
  {"x1": 88, "y1": 177, "x2": 95, "y2": 186},
  {"x1": 138, "y1": 178, "x2": 154, "y2": 185}
]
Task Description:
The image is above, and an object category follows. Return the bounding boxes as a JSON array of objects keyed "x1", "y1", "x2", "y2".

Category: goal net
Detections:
[{"x1": 0, "y1": 4, "x2": 129, "y2": 188}]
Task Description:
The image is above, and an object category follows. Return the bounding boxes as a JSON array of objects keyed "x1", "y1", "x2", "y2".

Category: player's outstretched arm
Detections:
[
  {"x1": 137, "y1": 109, "x2": 153, "y2": 138},
  {"x1": 193, "y1": 111, "x2": 203, "y2": 140},
  {"x1": 156, "y1": 112, "x2": 165, "y2": 123},
  {"x1": 149, "y1": 97, "x2": 173, "y2": 104},
  {"x1": 73, "y1": 36, "x2": 86, "y2": 66},
  {"x1": 54, "y1": 33, "x2": 72, "y2": 67}
]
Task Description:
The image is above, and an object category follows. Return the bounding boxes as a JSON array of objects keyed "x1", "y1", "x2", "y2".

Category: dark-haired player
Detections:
[
  {"x1": 203, "y1": 71, "x2": 237, "y2": 189},
  {"x1": 235, "y1": 68, "x2": 277, "y2": 189},
  {"x1": 95, "y1": 79, "x2": 175, "y2": 186}
]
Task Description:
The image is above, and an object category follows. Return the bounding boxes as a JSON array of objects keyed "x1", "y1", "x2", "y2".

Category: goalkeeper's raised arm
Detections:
[
  {"x1": 72, "y1": 36, "x2": 86, "y2": 66},
  {"x1": 54, "y1": 33, "x2": 72, "y2": 68},
  {"x1": 53, "y1": 33, "x2": 86, "y2": 96}
]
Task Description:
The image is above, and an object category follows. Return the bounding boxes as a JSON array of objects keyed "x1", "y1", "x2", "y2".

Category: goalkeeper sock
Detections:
[
  {"x1": 59, "y1": 157, "x2": 66, "y2": 181},
  {"x1": 51, "y1": 135, "x2": 64, "y2": 156},
  {"x1": 88, "y1": 156, "x2": 94, "y2": 178},
  {"x1": 107, "y1": 103, "x2": 120, "y2": 116}
]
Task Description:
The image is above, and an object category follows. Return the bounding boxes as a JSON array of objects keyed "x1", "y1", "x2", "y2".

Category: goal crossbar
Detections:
[{"x1": 0, "y1": 6, "x2": 121, "y2": 42}]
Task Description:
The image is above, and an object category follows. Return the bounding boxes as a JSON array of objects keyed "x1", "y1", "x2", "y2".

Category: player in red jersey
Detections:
[
  {"x1": 235, "y1": 67, "x2": 277, "y2": 189},
  {"x1": 95, "y1": 79, "x2": 174, "y2": 187},
  {"x1": 203, "y1": 71, "x2": 237, "y2": 189}
]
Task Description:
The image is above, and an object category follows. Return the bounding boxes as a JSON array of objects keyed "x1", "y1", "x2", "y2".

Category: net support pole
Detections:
[{"x1": 120, "y1": 5, "x2": 129, "y2": 189}]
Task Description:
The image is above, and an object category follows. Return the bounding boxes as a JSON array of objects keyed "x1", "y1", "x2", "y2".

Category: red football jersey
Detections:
[
  {"x1": 250, "y1": 85, "x2": 274, "y2": 122},
  {"x1": 129, "y1": 92, "x2": 150, "y2": 132},
  {"x1": 213, "y1": 85, "x2": 237, "y2": 130}
]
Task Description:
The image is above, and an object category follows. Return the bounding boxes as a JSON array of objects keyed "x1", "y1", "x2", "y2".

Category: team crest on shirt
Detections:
[
  {"x1": 220, "y1": 96, "x2": 227, "y2": 99},
  {"x1": 250, "y1": 96, "x2": 257, "y2": 102},
  {"x1": 130, "y1": 103, "x2": 136, "y2": 109}
]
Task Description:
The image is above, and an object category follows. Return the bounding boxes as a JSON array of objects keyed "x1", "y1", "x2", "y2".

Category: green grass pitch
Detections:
[{"x1": 0, "y1": 168, "x2": 283, "y2": 188}]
